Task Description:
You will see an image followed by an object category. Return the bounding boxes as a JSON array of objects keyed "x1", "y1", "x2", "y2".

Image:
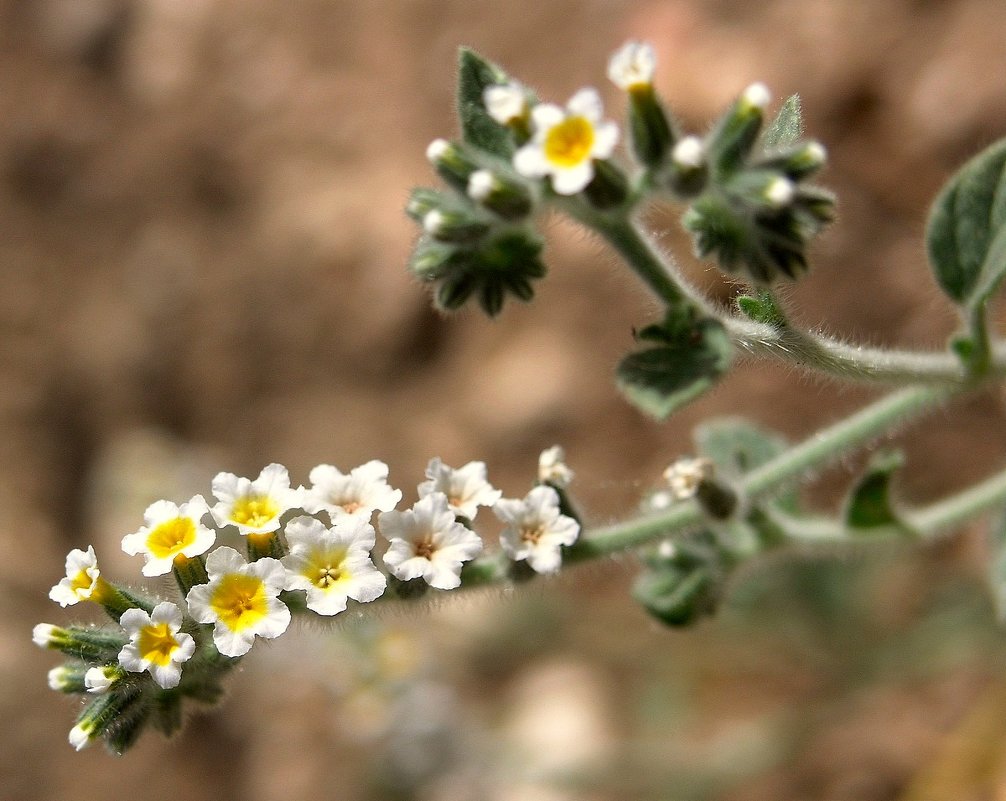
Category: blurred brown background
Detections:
[{"x1": 5, "y1": 1, "x2": 1006, "y2": 799}]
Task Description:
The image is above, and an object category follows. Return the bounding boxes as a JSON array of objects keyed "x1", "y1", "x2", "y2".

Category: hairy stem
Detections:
[{"x1": 575, "y1": 212, "x2": 1006, "y2": 385}]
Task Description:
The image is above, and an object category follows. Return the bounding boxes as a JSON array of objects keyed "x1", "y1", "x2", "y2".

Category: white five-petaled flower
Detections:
[
  {"x1": 121, "y1": 495, "x2": 216, "y2": 576},
  {"x1": 210, "y1": 463, "x2": 301, "y2": 537},
  {"x1": 117, "y1": 601, "x2": 195, "y2": 689},
  {"x1": 663, "y1": 457, "x2": 714, "y2": 500},
  {"x1": 418, "y1": 457, "x2": 501, "y2": 520},
  {"x1": 484, "y1": 82, "x2": 528, "y2": 125},
  {"x1": 282, "y1": 515, "x2": 387, "y2": 615},
  {"x1": 494, "y1": 485, "x2": 580, "y2": 575},
  {"x1": 186, "y1": 547, "x2": 290, "y2": 658},
  {"x1": 49, "y1": 545, "x2": 104, "y2": 607},
  {"x1": 513, "y1": 88, "x2": 618, "y2": 195},
  {"x1": 607, "y1": 41, "x2": 657, "y2": 91},
  {"x1": 303, "y1": 460, "x2": 403, "y2": 522},
  {"x1": 538, "y1": 445, "x2": 574, "y2": 488},
  {"x1": 379, "y1": 493, "x2": 483, "y2": 590}
]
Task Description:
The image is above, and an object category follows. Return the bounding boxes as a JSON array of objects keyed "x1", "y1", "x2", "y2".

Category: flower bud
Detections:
[
  {"x1": 756, "y1": 140, "x2": 827, "y2": 180},
  {"x1": 48, "y1": 665, "x2": 87, "y2": 694},
  {"x1": 69, "y1": 687, "x2": 142, "y2": 751},
  {"x1": 423, "y1": 208, "x2": 491, "y2": 244},
  {"x1": 666, "y1": 135, "x2": 708, "y2": 198},
  {"x1": 33, "y1": 623, "x2": 128, "y2": 662},
  {"x1": 467, "y1": 169, "x2": 533, "y2": 220},
  {"x1": 707, "y1": 82, "x2": 770, "y2": 175},
  {"x1": 583, "y1": 159, "x2": 630, "y2": 210},
  {"x1": 426, "y1": 138, "x2": 481, "y2": 193}
]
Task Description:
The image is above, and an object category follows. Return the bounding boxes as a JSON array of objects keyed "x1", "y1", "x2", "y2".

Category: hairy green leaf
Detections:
[
  {"x1": 694, "y1": 417, "x2": 788, "y2": 475},
  {"x1": 457, "y1": 48, "x2": 513, "y2": 157},
  {"x1": 926, "y1": 137, "x2": 1006, "y2": 304},
  {"x1": 761, "y1": 94, "x2": 803, "y2": 150},
  {"x1": 844, "y1": 450, "x2": 910, "y2": 533},
  {"x1": 616, "y1": 313, "x2": 732, "y2": 420}
]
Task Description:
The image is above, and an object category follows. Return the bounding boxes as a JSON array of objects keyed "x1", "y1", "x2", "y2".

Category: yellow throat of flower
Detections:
[
  {"x1": 147, "y1": 517, "x2": 197, "y2": 559},
  {"x1": 137, "y1": 622, "x2": 182, "y2": 666},
  {"x1": 544, "y1": 116, "x2": 595, "y2": 168},
  {"x1": 210, "y1": 574, "x2": 269, "y2": 631},
  {"x1": 230, "y1": 494, "x2": 280, "y2": 528}
]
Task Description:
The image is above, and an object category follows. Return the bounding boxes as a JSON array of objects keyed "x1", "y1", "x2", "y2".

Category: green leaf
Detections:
[
  {"x1": 925, "y1": 137, "x2": 1006, "y2": 304},
  {"x1": 457, "y1": 48, "x2": 514, "y2": 157},
  {"x1": 616, "y1": 312, "x2": 732, "y2": 420},
  {"x1": 843, "y1": 449, "x2": 910, "y2": 533},
  {"x1": 736, "y1": 290, "x2": 785, "y2": 327},
  {"x1": 694, "y1": 417, "x2": 788, "y2": 475},
  {"x1": 634, "y1": 533, "x2": 723, "y2": 627},
  {"x1": 987, "y1": 508, "x2": 1006, "y2": 623},
  {"x1": 761, "y1": 94, "x2": 803, "y2": 150}
]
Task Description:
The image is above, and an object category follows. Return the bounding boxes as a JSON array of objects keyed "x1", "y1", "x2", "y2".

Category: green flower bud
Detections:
[
  {"x1": 467, "y1": 169, "x2": 533, "y2": 220},
  {"x1": 48, "y1": 664, "x2": 88, "y2": 694},
  {"x1": 755, "y1": 140, "x2": 827, "y2": 180},
  {"x1": 626, "y1": 84, "x2": 676, "y2": 168},
  {"x1": 423, "y1": 208, "x2": 491, "y2": 244},
  {"x1": 707, "y1": 82, "x2": 769, "y2": 175},
  {"x1": 583, "y1": 159, "x2": 630, "y2": 210},
  {"x1": 69, "y1": 687, "x2": 143, "y2": 751},
  {"x1": 666, "y1": 135, "x2": 708, "y2": 198},
  {"x1": 426, "y1": 138, "x2": 480, "y2": 193},
  {"x1": 34, "y1": 623, "x2": 128, "y2": 662}
]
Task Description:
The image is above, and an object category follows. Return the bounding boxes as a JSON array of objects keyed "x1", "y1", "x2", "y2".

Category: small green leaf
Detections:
[
  {"x1": 457, "y1": 48, "x2": 514, "y2": 157},
  {"x1": 616, "y1": 312, "x2": 732, "y2": 420},
  {"x1": 925, "y1": 137, "x2": 1006, "y2": 304},
  {"x1": 844, "y1": 450, "x2": 910, "y2": 533},
  {"x1": 761, "y1": 94, "x2": 803, "y2": 150},
  {"x1": 736, "y1": 290, "x2": 785, "y2": 327},
  {"x1": 634, "y1": 533, "x2": 722, "y2": 627},
  {"x1": 694, "y1": 417, "x2": 788, "y2": 475}
]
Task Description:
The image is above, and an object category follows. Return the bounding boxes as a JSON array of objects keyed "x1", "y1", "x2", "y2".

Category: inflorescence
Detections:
[
  {"x1": 35, "y1": 453, "x2": 580, "y2": 753},
  {"x1": 408, "y1": 41, "x2": 834, "y2": 317}
]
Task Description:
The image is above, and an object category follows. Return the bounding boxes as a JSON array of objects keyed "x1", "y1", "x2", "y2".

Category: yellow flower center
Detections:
[
  {"x1": 230, "y1": 494, "x2": 280, "y2": 528},
  {"x1": 337, "y1": 499, "x2": 362, "y2": 514},
  {"x1": 70, "y1": 569, "x2": 95, "y2": 596},
  {"x1": 520, "y1": 525, "x2": 545, "y2": 545},
  {"x1": 543, "y1": 116, "x2": 595, "y2": 168},
  {"x1": 137, "y1": 622, "x2": 182, "y2": 667},
  {"x1": 147, "y1": 517, "x2": 197, "y2": 559},
  {"x1": 306, "y1": 548, "x2": 350, "y2": 589},
  {"x1": 210, "y1": 574, "x2": 269, "y2": 631}
]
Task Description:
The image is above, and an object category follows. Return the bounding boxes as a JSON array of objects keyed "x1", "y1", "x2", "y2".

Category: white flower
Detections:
[
  {"x1": 672, "y1": 136, "x2": 704, "y2": 169},
  {"x1": 663, "y1": 457, "x2": 714, "y2": 500},
  {"x1": 379, "y1": 493, "x2": 483, "y2": 590},
  {"x1": 494, "y1": 485, "x2": 580, "y2": 574},
  {"x1": 484, "y1": 82, "x2": 528, "y2": 124},
  {"x1": 303, "y1": 460, "x2": 402, "y2": 522},
  {"x1": 538, "y1": 445, "x2": 574, "y2": 488},
  {"x1": 49, "y1": 545, "x2": 103, "y2": 607},
  {"x1": 186, "y1": 547, "x2": 291, "y2": 658},
  {"x1": 282, "y1": 515, "x2": 387, "y2": 615},
  {"x1": 84, "y1": 665, "x2": 121, "y2": 694},
  {"x1": 210, "y1": 463, "x2": 301, "y2": 536},
  {"x1": 121, "y1": 495, "x2": 216, "y2": 577},
  {"x1": 417, "y1": 457, "x2": 501, "y2": 520},
  {"x1": 513, "y1": 88, "x2": 618, "y2": 195},
  {"x1": 117, "y1": 601, "x2": 195, "y2": 689},
  {"x1": 607, "y1": 41, "x2": 656, "y2": 91}
]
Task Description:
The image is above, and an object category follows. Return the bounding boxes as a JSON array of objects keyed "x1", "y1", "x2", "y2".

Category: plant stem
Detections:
[
  {"x1": 575, "y1": 212, "x2": 1006, "y2": 385},
  {"x1": 453, "y1": 385, "x2": 951, "y2": 589}
]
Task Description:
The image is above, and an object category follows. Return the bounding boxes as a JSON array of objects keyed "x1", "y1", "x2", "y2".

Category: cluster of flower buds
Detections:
[
  {"x1": 408, "y1": 42, "x2": 836, "y2": 313},
  {"x1": 605, "y1": 42, "x2": 835, "y2": 283},
  {"x1": 36, "y1": 452, "x2": 579, "y2": 753}
]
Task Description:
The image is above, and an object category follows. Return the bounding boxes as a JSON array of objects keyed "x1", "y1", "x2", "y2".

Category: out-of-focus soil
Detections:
[{"x1": 5, "y1": 1, "x2": 1006, "y2": 800}]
